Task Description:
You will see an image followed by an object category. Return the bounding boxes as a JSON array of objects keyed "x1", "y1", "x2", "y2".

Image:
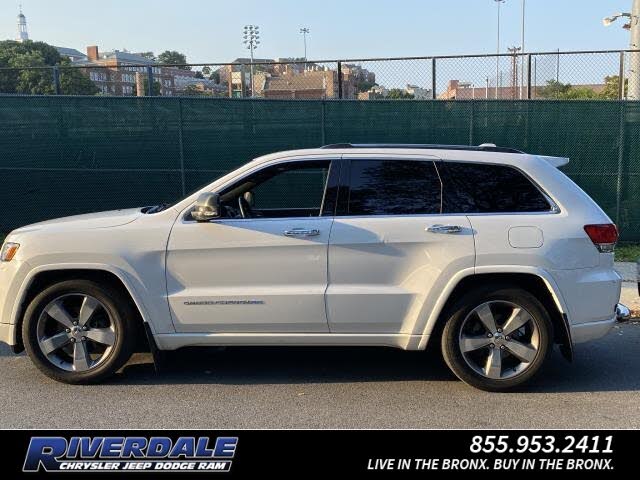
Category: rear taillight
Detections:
[{"x1": 584, "y1": 224, "x2": 618, "y2": 253}]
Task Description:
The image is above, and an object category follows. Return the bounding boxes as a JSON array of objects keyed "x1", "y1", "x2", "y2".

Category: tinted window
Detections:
[
  {"x1": 252, "y1": 165, "x2": 329, "y2": 210},
  {"x1": 441, "y1": 162, "x2": 551, "y2": 213},
  {"x1": 347, "y1": 160, "x2": 441, "y2": 215},
  {"x1": 219, "y1": 160, "x2": 331, "y2": 218}
]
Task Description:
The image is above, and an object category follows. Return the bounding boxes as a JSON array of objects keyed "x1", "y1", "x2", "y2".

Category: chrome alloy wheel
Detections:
[
  {"x1": 36, "y1": 294, "x2": 116, "y2": 372},
  {"x1": 458, "y1": 301, "x2": 540, "y2": 380}
]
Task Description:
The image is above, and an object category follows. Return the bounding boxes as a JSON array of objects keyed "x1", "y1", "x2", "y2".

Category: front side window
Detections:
[
  {"x1": 218, "y1": 160, "x2": 332, "y2": 219},
  {"x1": 346, "y1": 159, "x2": 441, "y2": 216},
  {"x1": 441, "y1": 162, "x2": 551, "y2": 213}
]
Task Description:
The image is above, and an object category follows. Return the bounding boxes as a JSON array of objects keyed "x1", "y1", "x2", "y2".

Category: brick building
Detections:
[
  {"x1": 257, "y1": 69, "x2": 339, "y2": 99},
  {"x1": 439, "y1": 79, "x2": 606, "y2": 100},
  {"x1": 70, "y1": 46, "x2": 197, "y2": 96},
  {"x1": 218, "y1": 58, "x2": 372, "y2": 99}
]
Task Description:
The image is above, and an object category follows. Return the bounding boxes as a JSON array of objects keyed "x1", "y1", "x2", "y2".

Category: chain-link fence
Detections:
[
  {"x1": 1, "y1": 49, "x2": 639, "y2": 100},
  {"x1": 0, "y1": 95, "x2": 639, "y2": 241}
]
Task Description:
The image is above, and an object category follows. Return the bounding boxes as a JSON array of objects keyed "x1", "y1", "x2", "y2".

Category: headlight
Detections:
[{"x1": 1, "y1": 242, "x2": 19, "y2": 262}]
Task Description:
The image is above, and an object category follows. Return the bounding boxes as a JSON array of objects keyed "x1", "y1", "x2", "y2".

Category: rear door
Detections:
[{"x1": 326, "y1": 154, "x2": 475, "y2": 334}]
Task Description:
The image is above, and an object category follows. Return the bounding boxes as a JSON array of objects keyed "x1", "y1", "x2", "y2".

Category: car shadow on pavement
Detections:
[
  {"x1": 3, "y1": 326, "x2": 638, "y2": 393},
  {"x1": 112, "y1": 325, "x2": 640, "y2": 394},
  {"x1": 117, "y1": 346, "x2": 458, "y2": 385}
]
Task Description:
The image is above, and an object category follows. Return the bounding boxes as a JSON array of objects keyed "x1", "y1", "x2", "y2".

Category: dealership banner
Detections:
[{"x1": 5, "y1": 430, "x2": 635, "y2": 478}]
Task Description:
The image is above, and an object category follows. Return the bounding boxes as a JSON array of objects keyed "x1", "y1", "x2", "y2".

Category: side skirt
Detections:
[{"x1": 153, "y1": 333, "x2": 427, "y2": 351}]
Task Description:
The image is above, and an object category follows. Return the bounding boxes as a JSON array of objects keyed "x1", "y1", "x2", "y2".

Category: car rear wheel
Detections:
[
  {"x1": 441, "y1": 286, "x2": 553, "y2": 392},
  {"x1": 22, "y1": 279, "x2": 136, "y2": 384}
]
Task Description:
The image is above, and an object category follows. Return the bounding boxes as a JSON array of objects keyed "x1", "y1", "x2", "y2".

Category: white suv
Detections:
[{"x1": 0, "y1": 144, "x2": 630, "y2": 391}]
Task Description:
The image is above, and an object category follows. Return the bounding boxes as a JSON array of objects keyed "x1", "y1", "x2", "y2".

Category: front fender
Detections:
[{"x1": 8, "y1": 262, "x2": 174, "y2": 343}]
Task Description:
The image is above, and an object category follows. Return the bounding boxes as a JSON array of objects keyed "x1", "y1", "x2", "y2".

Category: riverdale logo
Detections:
[{"x1": 23, "y1": 436, "x2": 238, "y2": 472}]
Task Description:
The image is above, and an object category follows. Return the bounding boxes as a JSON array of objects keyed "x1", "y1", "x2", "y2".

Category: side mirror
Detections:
[{"x1": 192, "y1": 192, "x2": 221, "y2": 222}]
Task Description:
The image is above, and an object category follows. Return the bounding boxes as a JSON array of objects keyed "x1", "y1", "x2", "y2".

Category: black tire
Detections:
[
  {"x1": 22, "y1": 279, "x2": 136, "y2": 384},
  {"x1": 441, "y1": 285, "x2": 553, "y2": 392}
]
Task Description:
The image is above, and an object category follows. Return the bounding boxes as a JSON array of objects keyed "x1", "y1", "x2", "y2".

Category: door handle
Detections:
[
  {"x1": 426, "y1": 224, "x2": 463, "y2": 234},
  {"x1": 284, "y1": 228, "x2": 321, "y2": 237}
]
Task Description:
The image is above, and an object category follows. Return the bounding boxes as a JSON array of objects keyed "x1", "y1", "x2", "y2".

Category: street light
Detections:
[
  {"x1": 300, "y1": 27, "x2": 310, "y2": 61},
  {"x1": 494, "y1": 0, "x2": 506, "y2": 99},
  {"x1": 243, "y1": 25, "x2": 260, "y2": 97},
  {"x1": 603, "y1": 0, "x2": 640, "y2": 100},
  {"x1": 603, "y1": 13, "x2": 630, "y2": 27}
]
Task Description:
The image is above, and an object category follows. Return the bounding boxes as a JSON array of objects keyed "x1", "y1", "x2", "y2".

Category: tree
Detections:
[
  {"x1": 59, "y1": 64, "x2": 100, "y2": 95},
  {"x1": 356, "y1": 80, "x2": 377, "y2": 93},
  {"x1": 183, "y1": 84, "x2": 199, "y2": 95},
  {"x1": 132, "y1": 80, "x2": 161, "y2": 96},
  {"x1": 537, "y1": 80, "x2": 571, "y2": 99},
  {"x1": 600, "y1": 75, "x2": 628, "y2": 99},
  {"x1": 138, "y1": 51, "x2": 156, "y2": 60},
  {"x1": 562, "y1": 86, "x2": 600, "y2": 100},
  {"x1": 537, "y1": 79, "x2": 599, "y2": 100},
  {"x1": 387, "y1": 88, "x2": 414, "y2": 99},
  {"x1": 182, "y1": 84, "x2": 213, "y2": 96},
  {"x1": 201, "y1": 66, "x2": 220, "y2": 83},
  {"x1": 157, "y1": 50, "x2": 190, "y2": 70},
  {"x1": 0, "y1": 40, "x2": 98, "y2": 95}
]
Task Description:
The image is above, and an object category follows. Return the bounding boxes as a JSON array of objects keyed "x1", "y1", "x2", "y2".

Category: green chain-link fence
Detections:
[{"x1": 0, "y1": 96, "x2": 638, "y2": 240}]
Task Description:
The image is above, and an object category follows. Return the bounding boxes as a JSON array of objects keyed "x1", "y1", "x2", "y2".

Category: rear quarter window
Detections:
[{"x1": 441, "y1": 162, "x2": 551, "y2": 213}]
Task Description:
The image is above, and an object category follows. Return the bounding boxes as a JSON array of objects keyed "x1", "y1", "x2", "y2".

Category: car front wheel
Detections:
[
  {"x1": 22, "y1": 279, "x2": 136, "y2": 384},
  {"x1": 441, "y1": 287, "x2": 553, "y2": 392}
]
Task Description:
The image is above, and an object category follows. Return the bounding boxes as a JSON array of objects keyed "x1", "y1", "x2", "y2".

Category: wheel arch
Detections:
[
  {"x1": 421, "y1": 269, "x2": 572, "y2": 360},
  {"x1": 11, "y1": 265, "x2": 152, "y2": 354}
]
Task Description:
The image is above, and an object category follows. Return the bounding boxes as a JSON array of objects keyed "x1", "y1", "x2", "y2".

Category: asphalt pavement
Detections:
[{"x1": 1, "y1": 323, "x2": 639, "y2": 429}]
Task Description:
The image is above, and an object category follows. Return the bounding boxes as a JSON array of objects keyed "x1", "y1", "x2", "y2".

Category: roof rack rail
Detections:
[{"x1": 320, "y1": 143, "x2": 524, "y2": 154}]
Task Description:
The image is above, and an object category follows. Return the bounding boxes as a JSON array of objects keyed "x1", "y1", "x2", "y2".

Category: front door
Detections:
[{"x1": 166, "y1": 158, "x2": 338, "y2": 333}]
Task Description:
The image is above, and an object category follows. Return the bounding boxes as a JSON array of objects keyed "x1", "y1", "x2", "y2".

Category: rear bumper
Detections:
[
  {"x1": 571, "y1": 317, "x2": 615, "y2": 344},
  {"x1": 571, "y1": 303, "x2": 631, "y2": 344},
  {"x1": 550, "y1": 266, "x2": 621, "y2": 328}
]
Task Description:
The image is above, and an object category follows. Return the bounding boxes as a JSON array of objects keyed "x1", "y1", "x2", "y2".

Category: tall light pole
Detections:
[
  {"x1": 243, "y1": 25, "x2": 260, "y2": 97},
  {"x1": 603, "y1": 0, "x2": 640, "y2": 100},
  {"x1": 494, "y1": 0, "x2": 506, "y2": 99},
  {"x1": 520, "y1": 0, "x2": 526, "y2": 99},
  {"x1": 300, "y1": 27, "x2": 310, "y2": 61}
]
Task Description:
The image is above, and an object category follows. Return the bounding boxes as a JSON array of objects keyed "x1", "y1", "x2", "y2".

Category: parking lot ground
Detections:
[{"x1": 1, "y1": 323, "x2": 639, "y2": 429}]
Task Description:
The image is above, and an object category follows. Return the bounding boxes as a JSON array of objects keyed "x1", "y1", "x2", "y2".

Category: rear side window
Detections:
[
  {"x1": 441, "y1": 162, "x2": 551, "y2": 213},
  {"x1": 346, "y1": 159, "x2": 441, "y2": 215}
]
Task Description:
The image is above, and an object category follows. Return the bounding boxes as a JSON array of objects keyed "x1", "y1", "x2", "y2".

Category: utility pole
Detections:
[
  {"x1": 494, "y1": 0, "x2": 506, "y2": 99},
  {"x1": 300, "y1": 28, "x2": 310, "y2": 61},
  {"x1": 631, "y1": 0, "x2": 640, "y2": 99},
  {"x1": 603, "y1": 0, "x2": 640, "y2": 99},
  {"x1": 508, "y1": 46, "x2": 522, "y2": 99}
]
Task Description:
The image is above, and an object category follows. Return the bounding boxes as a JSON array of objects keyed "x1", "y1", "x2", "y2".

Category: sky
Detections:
[{"x1": 0, "y1": 0, "x2": 635, "y2": 63}]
